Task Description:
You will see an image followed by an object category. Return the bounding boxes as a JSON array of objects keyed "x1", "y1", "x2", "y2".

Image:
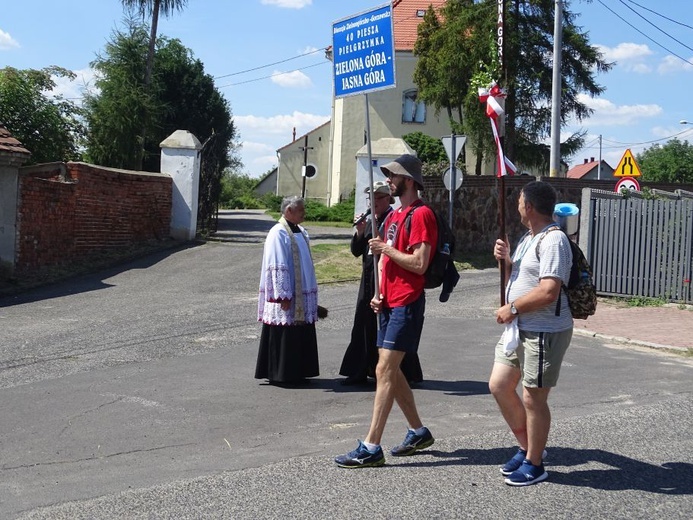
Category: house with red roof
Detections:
[{"x1": 567, "y1": 157, "x2": 615, "y2": 180}]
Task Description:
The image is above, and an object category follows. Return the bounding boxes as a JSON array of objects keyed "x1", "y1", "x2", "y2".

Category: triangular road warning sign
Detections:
[{"x1": 613, "y1": 149, "x2": 642, "y2": 177}]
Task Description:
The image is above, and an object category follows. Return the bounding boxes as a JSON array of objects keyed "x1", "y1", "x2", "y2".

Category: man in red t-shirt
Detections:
[{"x1": 335, "y1": 154, "x2": 438, "y2": 468}]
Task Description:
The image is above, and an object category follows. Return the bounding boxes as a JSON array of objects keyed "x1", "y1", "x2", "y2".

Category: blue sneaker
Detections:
[
  {"x1": 335, "y1": 441, "x2": 385, "y2": 468},
  {"x1": 390, "y1": 427, "x2": 435, "y2": 456},
  {"x1": 500, "y1": 448, "x2": 548, "y2": 476},
  {"x1": 504, "y1": 459, "x2": 549, "y2": 486}
]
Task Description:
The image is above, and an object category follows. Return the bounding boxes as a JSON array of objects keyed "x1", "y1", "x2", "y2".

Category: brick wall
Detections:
[{"x1": 16, "y1": 162, "x2": 172, "y2": 273}]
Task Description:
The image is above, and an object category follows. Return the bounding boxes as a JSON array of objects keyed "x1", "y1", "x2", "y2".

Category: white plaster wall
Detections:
[
  {"x1": 160, "y1": 130, "x2": 201, "y2": 241},
  {"x1": 276, "y1": 123, "x2": 331, "y2": 203}
]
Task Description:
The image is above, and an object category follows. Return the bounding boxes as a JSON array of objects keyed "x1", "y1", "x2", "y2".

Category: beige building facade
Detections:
[{"x1": 276, "y1": 0, "x2": 501, "y2": 205}]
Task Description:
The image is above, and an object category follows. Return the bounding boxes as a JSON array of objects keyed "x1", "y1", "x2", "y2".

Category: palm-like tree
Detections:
[{"x1": 121, "y1": 0, "x2": 188, "y2": 168}]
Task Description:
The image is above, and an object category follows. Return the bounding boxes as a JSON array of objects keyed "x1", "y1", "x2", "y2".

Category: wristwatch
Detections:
[{"x1": 510, "y1": 302, "x2": 519, "y2": 315}]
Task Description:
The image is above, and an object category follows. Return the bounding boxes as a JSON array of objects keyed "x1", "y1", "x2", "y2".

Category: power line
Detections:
[
  {"x1": 211, "y1": 9, "x2": 436, "y2": 87},
  {"x1": 582, "y1": 128, "x2": 693, "y2": 150},
  {"x1": 618, "y1": 0, "x2": 693, "y2": 54},
  {"x1": 216, "y1": 61, "x2": 327, "y2": 89},
  {"x1": 213, "y1": 47, "x2": 327, "y2": 80},
  {"x1": 623, "y1": 0, "x2": 693, "y2": 31},
  {"x1": 595, "y1": 0, "x2": 693, "y2": 67}
]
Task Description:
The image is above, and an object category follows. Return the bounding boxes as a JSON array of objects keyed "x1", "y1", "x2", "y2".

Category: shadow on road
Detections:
[
  {"x1": 399, "y1": 446, "x2": 693, "y2": 494},
  {"x1": 0, "y1": 242, "x2": 200, "y2": 307}
]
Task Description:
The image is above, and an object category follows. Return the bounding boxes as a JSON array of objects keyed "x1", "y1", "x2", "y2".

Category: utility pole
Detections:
[
  {"x1": 549, "y1": 0, "x2": 563, "y2": 177},
  {"x1": 299, "y1": 135, "x2": 313, "y2": 198},
  {"x1": 598, "y1": 134, "x2": 602, "y2": 180}
]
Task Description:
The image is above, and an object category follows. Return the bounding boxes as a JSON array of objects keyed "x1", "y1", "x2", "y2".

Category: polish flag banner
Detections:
[{"x1": 479, "y1": 81, "x2": 515, "y2": 177}]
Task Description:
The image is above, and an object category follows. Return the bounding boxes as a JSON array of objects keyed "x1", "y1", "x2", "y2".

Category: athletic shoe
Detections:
[
  {"x1": 334, "y1": 441, "x2": 385, "y2": 468},
  {"x1": 504, "y1": 459, "x2": 549, "y2": 486},
  {"x1": 390, "y1": 427, "x2": 435, "y2": 456},
  {"x1": 500, "y1": 448, "x2": 548, "y2": 476}
]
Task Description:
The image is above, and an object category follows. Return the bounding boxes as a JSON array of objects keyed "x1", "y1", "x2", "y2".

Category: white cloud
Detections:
[
  {"x1": 235, "y1": 111, "x2": 329, "y2": 176},
  {"x1": 576, "y1": 94, "x2": 662, "y2": 126},
  {"x1": 597, "y1": 42, "x2": 652, "y2": 62},
  {"x1": 270, "y1": 69, "x2": 312, "y2": 88},
  {"x1": 241, "y1": 141, "x2": 276, "y2": 155},
  {"x1": 0, "y1": 29, "x2": 19, "y2": 50},
  {"x1": 632, "y1": 63, "x2": 652, "y2": 74},
  {"x1": 47, "y1": 68, "x2": 96, "y2": 105},
  {"x1": 236, "y1": 111, "x2": 328, "y2": 138},
  {"x1": 657, "y1": 55, "x2": 693, "y2": 74},
  {"x1": 596, "y1": 43, "x2": 653, "y2": 72},
  {"x1": 261, "y1": 0, "x2": 312, "y2": 8}
]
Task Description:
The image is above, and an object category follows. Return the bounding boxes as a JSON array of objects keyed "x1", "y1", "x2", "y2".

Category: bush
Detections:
[
  {"x1": 228, "y1": 194, "x2": 262, "y2": 209},
  {"x1": 262, "y1": 193, "x2": 282, "y2": 212},
  {"x1": 219, "y1": 171, "x2": 262, "y2": 208},
  {"x1": 326, "y1": 198, "x2": 355, "y2": 222},
  {"x1": 304, "y1": 200, "x2": 331, "y2": 221}
]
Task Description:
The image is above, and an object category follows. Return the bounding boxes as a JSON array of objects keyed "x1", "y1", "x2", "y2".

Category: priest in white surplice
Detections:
[{"x1": 255, "y1": 196, "x2": 320, "y2": 384}]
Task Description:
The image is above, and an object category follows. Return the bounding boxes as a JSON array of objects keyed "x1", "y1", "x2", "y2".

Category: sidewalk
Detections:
[{"x1": 574, "y1": 300, "x2": 693, "y2": 350}]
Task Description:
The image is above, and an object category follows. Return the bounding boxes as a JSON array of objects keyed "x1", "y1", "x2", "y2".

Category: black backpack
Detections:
[
  {"x1": 404, "y1": 203, "x2": 459, "y2": 293},
  {"x1": 536, "y1": 228, "x2": 597, "y2": 320}
]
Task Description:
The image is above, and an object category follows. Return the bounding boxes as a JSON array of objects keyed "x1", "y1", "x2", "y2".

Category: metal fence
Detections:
[{"x1": 580, "y1": 188, "x2": 693, "y2": 304}]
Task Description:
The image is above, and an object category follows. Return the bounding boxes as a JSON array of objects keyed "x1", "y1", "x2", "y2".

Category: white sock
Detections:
[
  {"x1": 414, "y1": 426, "x2": 427, "y2": 436},
  {"x1": 363, "y1": 441, "x2": 379, "y2": 452}
]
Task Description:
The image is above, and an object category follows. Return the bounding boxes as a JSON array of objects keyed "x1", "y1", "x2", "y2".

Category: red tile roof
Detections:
[
  {"x1": 0, "y1": 124, "x2": 30, "y2": 156},
  {"x1": 393, "y1": 0, "x2": 447, "y2": 51},
  {"x1": 567, "y1": 161, "x2": 598, "y2": 179}
]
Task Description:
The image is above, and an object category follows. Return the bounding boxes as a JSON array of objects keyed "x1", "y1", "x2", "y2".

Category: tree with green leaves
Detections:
[
  {"x1": 84, "y1": 19, "x2": 240, "y2": 228},
  {"x1": 85, "y1": 20, "x2": 238, "y2": 172},
  {"x1": 637, "y1": 139, "x2": 693, "y2": 183},
  {"x1": 0, "y1": 66, "x2": 85, "y2": 164},
  {"x1": 413, "y1": 0, "x2": 611, "y2": 175},
  {"x1": 84, "y1": 22, "x2": 154, "y2": 170},
  {"x1": 402, "y1": 131, "x2": 447, "y2": 164},
  {"x1": 121, "y1": 0, "x2": 188, "y2": 168}
]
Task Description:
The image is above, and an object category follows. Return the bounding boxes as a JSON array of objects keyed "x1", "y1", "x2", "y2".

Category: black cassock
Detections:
[{"x1": 339, "y1": 208, "x2": 423, "y2": 383}]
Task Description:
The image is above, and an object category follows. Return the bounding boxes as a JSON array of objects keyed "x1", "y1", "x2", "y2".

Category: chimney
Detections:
[
  {"x1": 590, "y1": 157, "x2": 595, "y2": 162},
  {"x1": 584, "y1": 159, "x2": 588, "y2": 164},
  {"x1": 292, "y1": 127, "x2": 296, "y2": 142}
]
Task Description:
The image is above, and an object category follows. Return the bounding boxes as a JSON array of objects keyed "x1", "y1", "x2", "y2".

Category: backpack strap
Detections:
[
  {"x1": 534, "y1": 225, "x2": 564, "y2": 317},
  {"x1": 403, "y1": 202, "x2": 425, "y2": 235}
]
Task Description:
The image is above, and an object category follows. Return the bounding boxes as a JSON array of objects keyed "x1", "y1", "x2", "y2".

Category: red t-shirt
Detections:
[{"x1": 379, "y1": 201, "x2": 438, "y2": 307}]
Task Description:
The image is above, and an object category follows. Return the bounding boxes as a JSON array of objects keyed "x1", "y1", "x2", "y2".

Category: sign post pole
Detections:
[{"x1": 332, "y1": 2, "x2": 396, "y2": 312}]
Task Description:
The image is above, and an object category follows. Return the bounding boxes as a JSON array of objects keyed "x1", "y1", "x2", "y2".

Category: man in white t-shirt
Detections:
[{"x1": 491, "y1": 181, "x2": 573, "y2": 486}]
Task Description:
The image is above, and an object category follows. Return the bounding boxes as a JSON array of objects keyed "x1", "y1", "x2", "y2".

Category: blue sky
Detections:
[{"x1": 2, "y1": 0, "x2": 692, "y2": 177}]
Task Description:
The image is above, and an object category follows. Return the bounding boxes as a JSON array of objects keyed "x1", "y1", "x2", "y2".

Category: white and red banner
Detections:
[{"x1": 479, "y1": 81, "x2": 516, "y2": 177}]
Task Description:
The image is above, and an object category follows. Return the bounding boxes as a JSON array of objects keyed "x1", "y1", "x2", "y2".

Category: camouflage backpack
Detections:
[{"x1": 536, "y1": 228, "x2": 597, "y2": 320}]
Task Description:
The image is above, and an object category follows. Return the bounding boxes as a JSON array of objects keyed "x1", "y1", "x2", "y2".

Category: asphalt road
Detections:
[{"x1": 0, "y1": 211, "x2": 691, "y2": 519}]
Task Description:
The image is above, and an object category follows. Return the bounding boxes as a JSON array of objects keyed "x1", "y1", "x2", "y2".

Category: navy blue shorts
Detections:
[{"x1": 377, "y1": 292, "x2": 426, "y2": 353}]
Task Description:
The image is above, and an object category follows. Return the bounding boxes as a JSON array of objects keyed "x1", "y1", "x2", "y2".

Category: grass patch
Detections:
[
  {"x1": 623, "y1": 296, "x2": 668, "y2": 307},
  {"x1": 310, "y1": 244, "x2": 497, "y2": 284},
  {"x1": 311, "y1": 243, "x2": 361, "y2": 283},
  {"x1": 454, "y1": 252, "x2": 498, "y2": 271}
]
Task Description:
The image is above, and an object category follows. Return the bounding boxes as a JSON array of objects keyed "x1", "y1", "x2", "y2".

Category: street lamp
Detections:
[{"x1": 680, "y1": 120, "x2": 690, "y2": 125}]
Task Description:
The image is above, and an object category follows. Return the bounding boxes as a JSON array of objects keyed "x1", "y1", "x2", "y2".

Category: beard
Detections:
[{"x1": 389, "y1": 178, "x2": 404, "y2": 197}]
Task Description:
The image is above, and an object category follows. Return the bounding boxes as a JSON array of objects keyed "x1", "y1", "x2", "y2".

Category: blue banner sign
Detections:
[{"x1": 332, "y1": 3, "x2": 396, "y2": 98}]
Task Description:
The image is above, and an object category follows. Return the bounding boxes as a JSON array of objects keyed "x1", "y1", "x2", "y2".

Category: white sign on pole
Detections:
[
  {"x1": 441, "y1": 135, "x2": 466, "y2": 162},
  {"x1": 442, "y1": 167, "x2": 463, "y2": 191}
]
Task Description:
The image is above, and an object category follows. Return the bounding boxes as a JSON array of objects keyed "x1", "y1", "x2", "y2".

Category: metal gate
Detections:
[{"x1": 582, "y1": 188, "x2": 693, "y2": 304}]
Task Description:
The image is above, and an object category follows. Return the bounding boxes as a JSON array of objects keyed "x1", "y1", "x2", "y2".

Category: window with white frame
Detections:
[{"x1": 402, "y1": 89, "x2": 426, "y2": 123}]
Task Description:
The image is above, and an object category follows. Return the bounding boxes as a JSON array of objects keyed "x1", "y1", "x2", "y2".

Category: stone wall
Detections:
[
  {"x1": 421, "y1": 175, "x2": 693, "y2": 255},
  {"x1": 15, "y1": 162, "x2": 172, "y2": 273}
]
